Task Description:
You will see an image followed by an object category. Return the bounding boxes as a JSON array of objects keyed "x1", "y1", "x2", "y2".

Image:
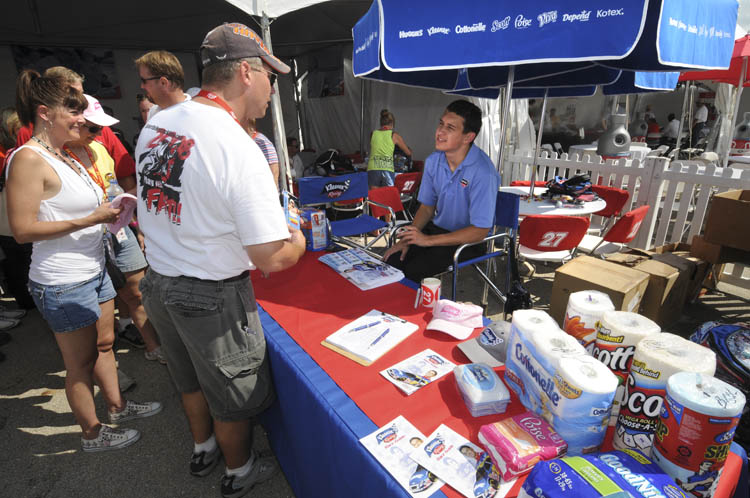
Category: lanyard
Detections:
[
  {"x1": 31, "y1": 136, "x2": 102, "y2": 206},
  {"x1": 64, "y1": 144, "x2": 107, "y2": 196},
  {"x1": 195, "y1": 90, "x2": 241, "y2": 126}
]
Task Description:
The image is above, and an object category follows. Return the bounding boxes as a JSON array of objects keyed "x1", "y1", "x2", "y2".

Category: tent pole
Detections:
[
  {"x1": 360, "y1": 78, "x2": 366, "y2": 156},
  {"x1": 291, "y1": 58, "x2": 304, "y2": 146},
  {"x1": 530, "y1": 89, "x2": 549, "y2": 198},
  {"x1": 725, "y1": 57, "x2": 747, "y2": 167},
  {"x1": 496, "y1": 66, "x2": 515, "y2": 178},
  {"x1": 261, "y1": 12, "x2": 293, "y2": 193},
  {"x1": 676, "y1": 81, "x2": 691, "y2": 152}
]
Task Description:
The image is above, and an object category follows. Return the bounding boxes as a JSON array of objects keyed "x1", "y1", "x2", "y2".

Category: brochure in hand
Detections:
[
  {"x1": 413, "y1": 424, "x2": 514, "y2": 498},
  {"x1": 321, "y1": 309, "x2": 419, "y2": 366},
  {"x1": 380, "y1": 349, "x2": 455, "y2": 395},
  {"x1": 318, "y1": 248, "x2": 404, "y2": 290},
  {"x1": 360, "y1": 415, "x2": 445, "y2": 497}
]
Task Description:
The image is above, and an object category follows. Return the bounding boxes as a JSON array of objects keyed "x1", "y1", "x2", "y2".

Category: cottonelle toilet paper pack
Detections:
[
  {"x1": 504, "y1": 310, "x2": 619, "y2": 455},
  {"x1": 563, "y1": 290, "x2": 615, "y2": 350},
  {"x1": 612, "y1": 333, "x2": 716, "y2": 455},
  {"x1": 592, "y1": 311, "x2": 661, "y2": 423}
]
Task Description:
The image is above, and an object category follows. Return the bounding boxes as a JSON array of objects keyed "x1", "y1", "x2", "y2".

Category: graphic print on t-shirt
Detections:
[{"x1": 138, "y1": 124, "x2": 195, "y2": 225}]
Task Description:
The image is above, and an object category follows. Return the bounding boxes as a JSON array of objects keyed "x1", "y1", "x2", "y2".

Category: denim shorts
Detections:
[
  {"x1": 140, "y1": 268, "x2": 274, "y2": 421},
  {"x1": 28, "y1": 269, "x2": 117, "y2": 333},
  {"x1": 113, "y1": 226, "x2": 147, "y2": 273},
  {"x1": 368, "y1": 170, "x2": 396, "y2": 188}
]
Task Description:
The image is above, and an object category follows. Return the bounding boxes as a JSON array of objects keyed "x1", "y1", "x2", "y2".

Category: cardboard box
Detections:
[
  {"x1": 690, "y1": 235, "x2": 750, "y2": 264},
  {"x1": 550, "y1": 256, "x2": 650, "y2": 326},
  {"x1": 605, "y1": 243, "x2": 710, "y2": 326},
  {"x1": 703, "y1": 190, "x2": 750, "y2": 251}
]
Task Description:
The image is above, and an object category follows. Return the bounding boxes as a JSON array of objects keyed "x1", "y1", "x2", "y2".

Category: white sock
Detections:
[
  {"x1": 118, "y1": 317, "x2": 133, "y2": 332},
  {"x1": 194, "y1": 434, "x2": 217, "y2": 454},
  {"x1": 225, "y1": 452, "x2": 256, "y2": 477}
]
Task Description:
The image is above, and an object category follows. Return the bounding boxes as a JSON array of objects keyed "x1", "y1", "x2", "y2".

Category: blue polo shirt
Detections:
[{"x1": 417, "y1": 144, "x2": 500, "y2": 232}]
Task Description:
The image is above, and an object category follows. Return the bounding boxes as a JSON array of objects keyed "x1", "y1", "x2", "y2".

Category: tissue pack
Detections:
[
  {"x1": 478, "y1": 412, "x2": 567, "y2": 481},
  {"x1": 519, "y1": 450, "x2": 685, "y2": 498},
  {"x1": 453, "y1": 363, "x2": 511, "y2": 417}
]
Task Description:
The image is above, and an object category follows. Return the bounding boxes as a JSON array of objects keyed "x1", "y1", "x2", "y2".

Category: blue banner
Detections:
[
  {"x1": 602, "y1": 71, "x2": 679, "y2": 94},
  {"x1": 352, "y1": 1, "x2": 381, "y2": 76}
]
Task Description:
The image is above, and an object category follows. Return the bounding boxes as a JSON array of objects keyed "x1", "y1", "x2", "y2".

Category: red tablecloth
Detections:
[{"x1": 252, "y1": 252, "x2": 744, "y2": 498}]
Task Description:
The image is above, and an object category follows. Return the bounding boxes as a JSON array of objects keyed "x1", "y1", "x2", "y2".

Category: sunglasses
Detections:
[
  {"x1": 252, "y1": 68, "x2": 277, "y2": 87},
  {"x1": 87, "y1": 125, "x2": 103, "y2": 133},
  {"x1": 140, "y1": 75, "x2": 162, "y2": 84}
]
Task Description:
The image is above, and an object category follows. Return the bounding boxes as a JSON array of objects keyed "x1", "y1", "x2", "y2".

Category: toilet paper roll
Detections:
[
  {"x1": 563, "y1": 290, "x2": 615, "y2": 349},
  {"x1": 511, "y1": 309, "x2": 561, "y2": 341},
  {"x1": 612, "y1": 333, "x2": 717, "y2": 455},
  {"x1": 529, "y1": 328, "x2": 585, "y2": 373},
  {"x1": 652, "y1": 373, "x2": 745, "y2": 498}
]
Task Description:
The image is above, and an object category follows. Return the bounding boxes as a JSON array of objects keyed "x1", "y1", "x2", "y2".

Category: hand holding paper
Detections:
[{"x1": 108, "y1": 193, "x2": 137, "y2": 234}]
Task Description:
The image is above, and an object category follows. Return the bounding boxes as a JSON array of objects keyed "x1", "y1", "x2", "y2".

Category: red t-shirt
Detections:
[{"x1": 16, "y1": 123, "x2": 135, "y2": 179}]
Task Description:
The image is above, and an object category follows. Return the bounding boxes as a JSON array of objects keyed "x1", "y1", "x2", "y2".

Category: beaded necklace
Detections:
[{"x1": 31, "y1": 136, "x2": 102, "y2": 206}]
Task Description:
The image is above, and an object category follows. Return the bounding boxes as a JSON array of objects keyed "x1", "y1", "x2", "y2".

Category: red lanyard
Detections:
[
  {"x1": 196, "y1": 90, "x2": 241, "y2": 126},
  {"x1": 64, "y1": 144, "x2": 107, "y2": 195}
]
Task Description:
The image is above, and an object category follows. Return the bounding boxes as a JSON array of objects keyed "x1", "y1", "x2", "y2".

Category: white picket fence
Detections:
[{"x1": 504, "y1": 150, "x2": 750, "y2": 287}]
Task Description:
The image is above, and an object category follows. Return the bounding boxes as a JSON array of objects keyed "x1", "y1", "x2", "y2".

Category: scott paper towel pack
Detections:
[
  {"x1": 652, "y1": 372, "x2": 745, "y2": 498},
  {"x1": 592, "y1": 311, "x2": 661, "y2": 421},
  {"x1": 519, "y1": 449, "x2": 687, "y2": 498},
  {"x1": 563, "y1": 290, "x2": 615, "y2": 350},
  {"x1": 612, "y1": 333, "x2": 716, "y2": 455},
  {"x1": 504, "y1": 310, "x2": 619, "y2": 455}
]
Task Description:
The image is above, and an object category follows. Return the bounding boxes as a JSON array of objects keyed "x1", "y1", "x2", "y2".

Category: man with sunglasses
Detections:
[
  {"x1": 135, "y1": 22, "x2": 305, "y2": 498},
  {"x1": 134, "y1": 51, "x2": 191, "y2": 123}
]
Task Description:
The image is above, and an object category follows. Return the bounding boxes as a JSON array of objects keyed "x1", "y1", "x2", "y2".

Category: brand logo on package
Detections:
[
  {"x1": 455, "y1": 22, "x2": 486, "y2": 34},
  {"x1": 596, "y1": 8, "x2": 624, "y2": 18},
  {"x1": 321, "y1": 179, "x2": 351, "y2": 199},
  {"x1": 424, "y1": 436, "x2": 445, "y2": 457},
  {"x1": 427, "y1": 26, "x2": 450, "y2": 36},
  {"x1": 562, "y1": 10, "x2": 591, "y2": 23},
  {"x1": 515, "y1": 14, "x2": 532, "y2": 29},
  {"x1": 376, "y1": 426, "x2": 398, "y2": 444},
  {"x1": 537, "y1": 11, "x2": 557, "y2": 27},
  {"x1": 399, "y1": 29, "x2": 424, "y2": 39},
  {"x1": 491, "y1": 16, "x2": 511, "y2": 32}
]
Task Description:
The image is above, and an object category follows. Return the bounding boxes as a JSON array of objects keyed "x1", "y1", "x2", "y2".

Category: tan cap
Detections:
[{"x1": 200, "y1": 22, "x2": 290, "y2": 74}]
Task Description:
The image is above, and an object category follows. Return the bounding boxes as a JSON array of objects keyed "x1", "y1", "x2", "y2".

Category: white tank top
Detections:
[{"x1": 7, "y1": 145, "x2": 105, "y2": 285}]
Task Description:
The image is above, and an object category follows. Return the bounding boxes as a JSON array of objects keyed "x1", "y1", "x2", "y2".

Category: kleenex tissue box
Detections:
[{"x1": 454, "y1": 363, "x2": 510, "y2": 417}]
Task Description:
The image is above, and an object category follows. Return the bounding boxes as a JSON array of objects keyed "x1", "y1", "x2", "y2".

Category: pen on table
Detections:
[
  {"x1": 368, "y1": 328, "x2": 391, "y2": 348},
  {"x1": 347, "y1": 320, "x2": 381, "y2": 333},
  {"x1": 413, "y1": 288, "x2": 422, "y2": 309}
]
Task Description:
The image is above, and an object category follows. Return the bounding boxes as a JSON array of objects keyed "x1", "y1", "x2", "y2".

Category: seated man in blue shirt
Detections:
[{"x1": 384, "y1": 100, "x2": 500, "y2": 283}]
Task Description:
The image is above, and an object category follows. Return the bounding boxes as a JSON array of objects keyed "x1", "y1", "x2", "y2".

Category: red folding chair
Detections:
[
  {"x1": 394, "y1": 171, "x2": 422, "y2": 219},
  {"x1": 588, "y1": 185, "x2": 630, "y2": 235},
  {"x1": 578, "y1": 205, "x2": 650, "y2": 258},
  {"x1": 367, "y1": 186, "x2": 411, "y2": 246},
  {"x1": 518, "y1": 215, "x2": 590, "y2": 264}
]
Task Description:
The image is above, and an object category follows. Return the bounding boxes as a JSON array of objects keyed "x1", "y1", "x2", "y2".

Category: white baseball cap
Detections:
[
  {"x1": 83, "y1": 94, "x2": 119, "y2": 127},
  {"x1": 426, "y1": 299, "x2": 485, "y2": 340}
]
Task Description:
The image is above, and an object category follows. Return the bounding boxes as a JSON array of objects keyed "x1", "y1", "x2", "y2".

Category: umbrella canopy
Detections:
[{"x1": 680, "y1": 35, "x2": 750, "y2": 87}]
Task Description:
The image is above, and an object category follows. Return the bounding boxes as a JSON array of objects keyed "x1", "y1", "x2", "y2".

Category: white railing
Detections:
[{"x1": 504, "y1": 150, "x2": 750, "y2": 287}]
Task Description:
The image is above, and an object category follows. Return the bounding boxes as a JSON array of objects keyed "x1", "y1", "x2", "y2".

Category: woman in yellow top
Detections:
[
  {"x1": 367, "y1": 109, "x2": 411, "y2": 188},
  {"x1": 65, "y1": 94, "x2": 164, "y2": 365}
]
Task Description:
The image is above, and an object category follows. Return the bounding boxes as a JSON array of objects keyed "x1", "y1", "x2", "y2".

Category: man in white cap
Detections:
[{"x1": 135, "y1": 22, "x2": 305, "y2": 498}]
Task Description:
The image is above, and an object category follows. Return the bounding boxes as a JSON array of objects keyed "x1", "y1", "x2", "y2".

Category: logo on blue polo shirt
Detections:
[{"x1": 460, "y1": 179, "x2": 469, "y2": 187}]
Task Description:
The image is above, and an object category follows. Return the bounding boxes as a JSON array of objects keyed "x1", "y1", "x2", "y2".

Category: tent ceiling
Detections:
[{"x1": 0, "y1": 0, "x2": 369, "y2": 58}]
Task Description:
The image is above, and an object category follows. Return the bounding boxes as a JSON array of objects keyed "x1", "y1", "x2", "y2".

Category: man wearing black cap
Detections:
[{"x1": 135, "y1": 22, "x2": 305, "y2": 498}]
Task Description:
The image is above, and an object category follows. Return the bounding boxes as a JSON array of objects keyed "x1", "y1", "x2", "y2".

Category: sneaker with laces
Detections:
[
  {"x1": 191, "y1": 445, "x2": 222, "y2": 477},
  {"x1": 109, "y1": 399, "x2": 163, "y2": 423},
  {"x1": 220, "y1": 454, "x2": 278, "y2": 498},
  {"x1": 81, "y1": 425, "x2": 140, "y2": 452},
  {"x1": 118, "y1": 324, "x2": 145, "y2": 348},
  {"x1": 144, "y1": 346, "x2": 167, "y2": 364}
]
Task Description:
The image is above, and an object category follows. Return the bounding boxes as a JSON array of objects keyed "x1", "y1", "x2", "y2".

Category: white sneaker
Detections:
[
  {"x1": 81, "y1": 425, "x2": 140, "y2": 452},
  {"x1": 109, "y1": 400, "x2": 163, "y2": 423},
  {"x1": 144, "y1": 347, "x2": 167, "y2": 365}
]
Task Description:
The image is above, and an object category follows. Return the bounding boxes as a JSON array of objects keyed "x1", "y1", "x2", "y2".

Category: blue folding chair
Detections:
[
  {"x1": 297, "y1": 172, "x2": 392, "y2": 252},
  {"x1": 448, "y1": 191, "x2": 521, "y2": 303}
]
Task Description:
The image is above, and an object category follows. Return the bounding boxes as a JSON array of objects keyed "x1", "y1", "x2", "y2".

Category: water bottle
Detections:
[
  {"x1": 731, "y1": 111, "x2": 750, "y2": 156},
  {"x1": 105, "y1": 173, "x2": 124, "y2": 202},
  {"x1": 597, "y1": 114, "x2": 631, "y2": 161}
]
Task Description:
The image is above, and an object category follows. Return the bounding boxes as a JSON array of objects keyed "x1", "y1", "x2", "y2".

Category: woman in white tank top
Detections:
[{"x1": 6, "y1": 69, "x2": 161, "y2": 452}]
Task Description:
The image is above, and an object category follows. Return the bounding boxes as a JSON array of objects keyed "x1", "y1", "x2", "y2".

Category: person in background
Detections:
[
  {"x1": 384, "y1": 100, "x2": 499, "y2": 283},
  {"x1": 646, "y1": 117, "x2": 661, "y2": 147},
  {"x1": 287, "y1": 136, "x2": 304, "y2": 181},
  {"x1": 367, "y1": 109, "x2": 411, "y2": 188},
  {"x1": 15, "y1": 66, "x2": 136, "y2": 188},
  {"x1": 692, "y1": 101, "x2": 709, "y2": 146},
  {"x1": 135, "y1": 50, "x2": 190, "y2": 122},
  {"x1": 65, "y1": 94, "x2": 164, "y2": 365},
  {"x1": 662, "y1": 113, "x2": 680, "y2": 142},
  {"x1": 136, "y1": 22, "x2": 305, "y2": 497},
  {"x1": 7, "y1": 69, "x2": 161, "y2": 452},
  {"x1": 644, "y1": 104, "x2": 655, "y2": 121},
  {"x1": 247, "y1": 119, "x2": 279, "y2": 189},
  {"x1": 137, "y1": 94, "x2": 154, "y2": 127}
]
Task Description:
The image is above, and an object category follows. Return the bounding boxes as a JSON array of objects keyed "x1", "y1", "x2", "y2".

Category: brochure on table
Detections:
[
  {"x1": 380, "y1": 349, "x2": 456, "y2": 395},
  {"x1": 413, "y1": 424, "x2": 515, "y2": 498},
  {"x1": 322, "y1": 309, "x2": 419, "y2": 366},
  {"x1": 318, "y1": 248, "x2": 404, "y2": 290},
  {"x1": 360, "y1": 415, "x2": 445, "y2": 497}
]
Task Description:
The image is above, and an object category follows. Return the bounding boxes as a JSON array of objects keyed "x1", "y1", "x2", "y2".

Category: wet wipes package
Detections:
[
  {"x1": 478, "y1": 411, "x2": 567, "y2": 481},
  {"x1": 453, "y1": 363, "x2": 511, "y2": 417},
  {"x1": 503, "y1": 310, "x2": 618, "y2": 455},
  {"x1": 519, "y1": 449, "x2": 687, "y2": 498}
]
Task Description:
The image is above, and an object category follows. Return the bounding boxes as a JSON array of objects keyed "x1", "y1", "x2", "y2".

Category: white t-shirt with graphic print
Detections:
[{"x1": 135, "y1": 100, "x2": 289, "y2": 280}]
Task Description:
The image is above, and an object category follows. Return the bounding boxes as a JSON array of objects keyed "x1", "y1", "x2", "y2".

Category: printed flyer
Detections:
[{"x1": 380, "y1": 349, "x2": 456, "y2": 395}]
